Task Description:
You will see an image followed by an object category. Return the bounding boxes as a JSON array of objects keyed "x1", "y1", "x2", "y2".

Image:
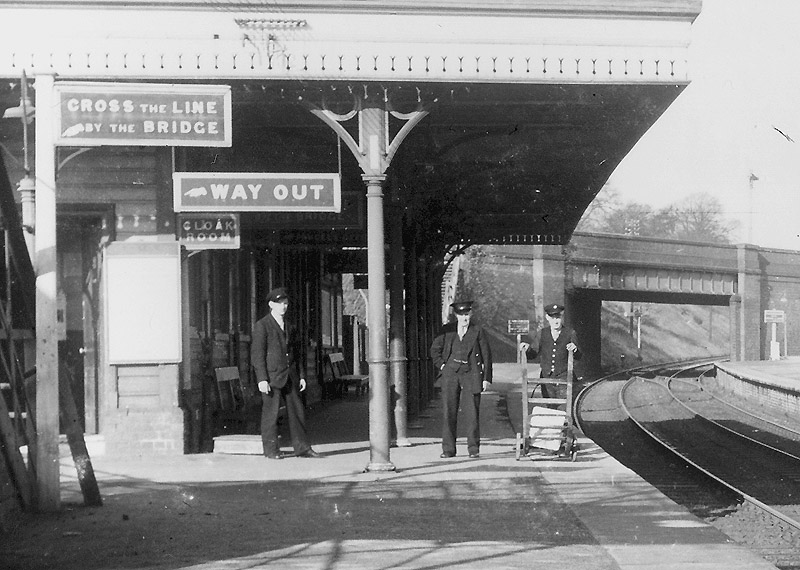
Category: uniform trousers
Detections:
[
  {"x1": 539, "y1": 372, "x2": 568, "y2": 410},
  {"x1": 260, "y1": 382, "x2": 311, "y2": 456},
  {"x1": 441, "y1": 372, "x2": 482, "y2": 455}
]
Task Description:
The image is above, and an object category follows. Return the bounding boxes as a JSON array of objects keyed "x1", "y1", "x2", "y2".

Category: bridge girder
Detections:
[{"x1": 570, "y1": 262, "x2": 737, "y2": 303}]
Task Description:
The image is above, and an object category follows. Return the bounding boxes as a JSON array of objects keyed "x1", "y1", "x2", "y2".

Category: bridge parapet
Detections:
[
  {"x1": 569, "y1": 232, "x2": 739, "y2": 271},
  {"x1": 568, "y1": 233, "x2": 739, "y2": 298}
]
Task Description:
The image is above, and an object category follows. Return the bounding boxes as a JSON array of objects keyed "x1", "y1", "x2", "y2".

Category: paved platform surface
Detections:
[
  {"x1": 718, "y1": 356, "x2": 800, "y2": 391},
  {"x1": 8, "y1": 364, "x2": 778, "y2": 569}
]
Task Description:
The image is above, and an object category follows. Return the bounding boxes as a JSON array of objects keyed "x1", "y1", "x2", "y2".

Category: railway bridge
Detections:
[{"x1": 496, "y1": 232, "x2": 800, "y2": 374}]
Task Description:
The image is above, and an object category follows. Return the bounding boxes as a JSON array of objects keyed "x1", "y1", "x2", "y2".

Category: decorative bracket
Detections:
[{"x1": 303, "y1": 87, "x2": 435, "y2": 177}]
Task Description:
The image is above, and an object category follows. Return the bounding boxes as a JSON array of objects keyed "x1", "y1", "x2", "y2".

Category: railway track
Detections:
[{"x1": 576, "y1": 360, "x2": 800, "y2": 569}]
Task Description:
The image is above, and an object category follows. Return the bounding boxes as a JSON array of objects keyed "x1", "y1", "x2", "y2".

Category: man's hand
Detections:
[
  {"x1": 519, "y1": 342, "x2": 530, "y2": 353},
  {"x1": 258, "y1": 381, "x2": 271, "y2": 394},
  {"x1": 482, "y1": 381, "x2": 491, "y2": 392},
  {"x1": 299, "y1": 378, "x2": 307, "y2": 392},
  {"x1": 566, "y1": 342, "x2": 578, "y2": 353}
]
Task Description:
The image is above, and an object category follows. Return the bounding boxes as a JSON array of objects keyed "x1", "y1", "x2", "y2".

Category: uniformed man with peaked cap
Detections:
[
  {"x1": 430, "y1": 300, "x2": 492, "y2": 458},
  {"x1": 519, "y1": 302, "x2": 581, "y2": 402},
  {"x1": 252, "y1": 287, "x2": 321, "y2": 459}
]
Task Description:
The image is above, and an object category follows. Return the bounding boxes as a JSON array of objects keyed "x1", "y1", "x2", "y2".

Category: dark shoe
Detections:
[
  {"x1": 469, "y1": 453, "x2": 480, "y2": 458},
  {"x1": 297, "y1": 449, "x2": 323, "y2": 458},
  {"x1": 264, "y1": 453, "x2": 283, "y2": 460},
  {"x1": 440, "y1": 452, "x2": 455, "y2": 458}
]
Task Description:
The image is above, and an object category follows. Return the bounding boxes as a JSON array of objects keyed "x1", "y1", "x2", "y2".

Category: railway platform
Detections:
[
  {"x1": 4, "y1": 364, "x2": 778, "y2": 570},
  {"x1": 715, "y1": 357, "x2": 800, "y2": 421},
  {"x1": 717, "y1": 356, "x2": 800, "y2": 391}
]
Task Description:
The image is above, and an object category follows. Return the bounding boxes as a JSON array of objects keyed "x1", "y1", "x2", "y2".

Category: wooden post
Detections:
[
  {"x1": 566, "y1": 350, "x2": 574, "y2": 425},
  {"x1": 34, "y1": 73, "x2": 60, "y2": 511},
  {"x1": 59, "y1": 373, "x2": 102, "y2": 506}
]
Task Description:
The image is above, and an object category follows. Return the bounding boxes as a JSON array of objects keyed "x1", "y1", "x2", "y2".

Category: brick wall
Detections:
[
  {"x1": 715, "y1": 366, "x2": 800, "y2": 418},
  {"x1": 103, "y1": 408, "x2": 185, "y2": 457},
  {"x1": 102, "y1": 364, "x2": 184, "y2": 456}
]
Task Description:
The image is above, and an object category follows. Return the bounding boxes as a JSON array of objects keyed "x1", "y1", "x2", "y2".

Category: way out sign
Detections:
[
  {"x1": 173, "y1": 172, "x2": 341, "y2": 212},
  {"x1": 178, "y1": 213, "x2": 240, "y2": 250}
]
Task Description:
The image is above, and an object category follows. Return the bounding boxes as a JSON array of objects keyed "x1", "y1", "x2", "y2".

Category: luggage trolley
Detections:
[{"x1": 516, "y1": 350, "x2": 578, "y2": 460}]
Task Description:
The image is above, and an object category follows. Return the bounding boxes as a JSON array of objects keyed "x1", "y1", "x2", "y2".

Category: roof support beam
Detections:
[{"x1": 306, "y1": 100, "x2": 428, "y2": 471}]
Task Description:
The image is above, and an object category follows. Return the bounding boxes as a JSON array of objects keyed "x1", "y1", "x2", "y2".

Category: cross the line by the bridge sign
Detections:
[{"x1": 173, "y1": 172, "x2": 341, "y2": 212}]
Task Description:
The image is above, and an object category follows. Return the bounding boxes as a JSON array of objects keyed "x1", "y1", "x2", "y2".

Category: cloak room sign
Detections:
[
  {"x1": 178, "y1": 213, "x2": 240, "y2": 250},
  {"x1": 54, "y1": 82, "x2": 231, "y2": 147},
  {"x1": 173, "y1": 172, "x2": 342, "y2": 212}
]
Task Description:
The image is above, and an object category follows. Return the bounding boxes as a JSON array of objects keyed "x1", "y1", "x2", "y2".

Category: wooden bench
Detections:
[
  {"x1": 327, "y1": 352, "x2": 369, "y2": 398},
  {"x1": 214, "y1": 366, "x2": 250, "y2": 432}
]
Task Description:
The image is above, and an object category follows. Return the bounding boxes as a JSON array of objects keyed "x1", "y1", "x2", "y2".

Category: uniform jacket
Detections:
[
  {"x1": 251, "y1": 313, "x2": 302, "y2": 389},
  {"x1": 430, "y1": 322, "x2": 492, "y2": 393},
  {"x1": 525, "y1": 327, "x2": 581, "y2": 378}
]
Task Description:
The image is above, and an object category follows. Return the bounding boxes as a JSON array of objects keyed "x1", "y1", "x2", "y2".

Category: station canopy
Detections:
[{"x1": 184, "y1": 79, "x2": 683, "y2": 249}]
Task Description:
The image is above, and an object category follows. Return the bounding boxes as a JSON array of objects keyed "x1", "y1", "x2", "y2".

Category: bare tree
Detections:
[
  {"x1": 576, "y1": 184, "x2": 621, "y2": 232},
  {"x1": 601, "y1": 202, "x2": 655, "y2": 236},
  {"x1": 577, "y1": 190, "x2": 736, "y2": 244},
  {"x1": 671, "y1": 193, "x2": 737, "y2": 243}
]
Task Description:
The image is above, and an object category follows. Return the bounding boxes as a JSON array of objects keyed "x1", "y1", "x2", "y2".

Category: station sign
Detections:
[
  {"x1": 508, "y1": 320, "x2": 530, "y2": 334},
  {"x1": 54, "y1": 82, "x2": 231, "y2": 147},
  {"x1": 764, "y1": 309, "x2": 786, "y2": 323},
  {"x1": 257, "y1": 192, "x2": 363, "y2": 229},
  {"x1": 178, "y1": 213, "x2": 240, "y2": 250},
  {"x1": 173, "y1": 172, "x2": 341, "y2": 212}
]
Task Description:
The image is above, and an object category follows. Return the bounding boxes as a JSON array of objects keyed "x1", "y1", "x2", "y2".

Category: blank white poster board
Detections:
[{"x1": 105, "y1": 241, "x2": 182, "y2": 364}]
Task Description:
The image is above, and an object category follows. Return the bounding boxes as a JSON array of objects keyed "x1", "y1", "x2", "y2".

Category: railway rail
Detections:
[{"x1": 576, "y1": 359, "x2": 800, "y2": 569}]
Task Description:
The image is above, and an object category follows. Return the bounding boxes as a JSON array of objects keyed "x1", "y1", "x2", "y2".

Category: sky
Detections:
[{"x1": 605, "y1": 0, "x2": 800, "y2": 250}]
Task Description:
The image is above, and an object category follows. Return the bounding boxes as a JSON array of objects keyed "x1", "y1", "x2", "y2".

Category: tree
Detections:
[
  {"x1": 600, "y1": 202, "x2": 655, "y2": 236},
  {"x1": 576, "y1": 184, "x2": 621, "y2": 232},
  {"x1": 670, "y1": 193, "x2": 738, "y2": 243},
  {"x1": 577, "y1": 191, "x2": 737, "y2": 244}
]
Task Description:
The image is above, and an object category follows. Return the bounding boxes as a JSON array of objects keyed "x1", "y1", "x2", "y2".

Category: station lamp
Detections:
[
  {"x1": 3, "y1": 72, "x2": 35, "y2": 124},
  {"x1": 3, "y1": 70, "x2": 36, "y2": 246}
]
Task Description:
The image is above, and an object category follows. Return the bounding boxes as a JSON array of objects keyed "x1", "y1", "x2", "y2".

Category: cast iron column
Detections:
[
  {"x1": 404, "y1": 238, "x2": 421, "y2": 419},
  {"x1": 388, "y1": 193, "x2": 409, "y2": 447},
  {"x1": 363, "y1": 174, "x2": 394, "y2": 471},
  {"x1": 307, "y1": 99, "x2": 429, "y2": 472}
]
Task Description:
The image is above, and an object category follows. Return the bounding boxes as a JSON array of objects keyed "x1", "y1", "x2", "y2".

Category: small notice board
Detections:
[
  {"x1": 178, "y1": 212, "x2": 240, "y2": 250},
  {"x1": 508, "y1": 320, "x2": 530, "y2": 334},
  {"x1": 105, "y1": 241, "x2": 182, "y2": 364},
  {"x1": 764, "y1": 310, "x2": 786, "y2": 323}
]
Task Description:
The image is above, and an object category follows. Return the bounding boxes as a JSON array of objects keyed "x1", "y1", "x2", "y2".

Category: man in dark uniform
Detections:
[
  {"x1": 430, "y1": 300, "x2": 492, "y2": 458},
  {"x1": 251, "y1": 287, "x2": 321, "y2": 459},
  {"x1": 519, "y1": 303, "x2": 581, "y2": 401}
]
